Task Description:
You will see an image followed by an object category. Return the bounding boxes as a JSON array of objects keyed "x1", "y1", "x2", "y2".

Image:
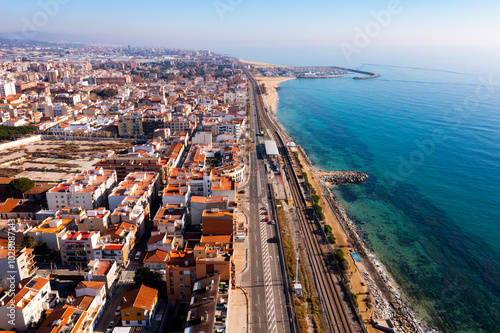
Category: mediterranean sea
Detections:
[{"x1": 276, "y1": 65, "x2": 500, "y2": 332}]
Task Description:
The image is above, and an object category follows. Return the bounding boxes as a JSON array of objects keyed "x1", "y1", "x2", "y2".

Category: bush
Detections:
[
  {"x1": 324, "y1": 225, "x2": 332, "y2": 234},
  {"x1": 351, "y1": 292, "x2": 359, "y2": 308}
]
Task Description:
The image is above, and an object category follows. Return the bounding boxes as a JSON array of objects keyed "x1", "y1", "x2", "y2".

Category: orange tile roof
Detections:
[{"x1": 122, "y1": 285, "x2": 158, "y2": 310}]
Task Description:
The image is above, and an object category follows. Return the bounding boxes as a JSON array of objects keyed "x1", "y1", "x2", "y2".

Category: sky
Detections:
[{"x1": 2, "y1": 0, "x2": 500, "y2": 70}]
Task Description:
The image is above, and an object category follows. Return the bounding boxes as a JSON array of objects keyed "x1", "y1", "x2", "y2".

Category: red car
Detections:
[{"x1": 265, "y1": 217, "x2": 269, "y2": 222}]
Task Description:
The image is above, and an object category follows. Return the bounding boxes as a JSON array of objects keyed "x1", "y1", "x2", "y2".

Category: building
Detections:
[
  {"x1": 59, "y1": 231, "x2": 100, "y2": 266},
  {"x1": 46, "y1": 168, "x2": 117, "y2": 211},
  {"x1": 27, "y1": 218, "x2": 76, "y2": 251},
  {"x1": 143, "y1": 249, "x2": 169, "y2": 271},
  {"x1": 78, "y1": 208, "x2": 110, "y2": 233},
  {"x1": 184, "y1": 274, "x2": 220, "y2": 333},
  {"x1": 0, "y1": 81, "x2": 16, "y2": 97},
  {"x1": 94, "y1": 243, "x2": 129, "y2": 267},
  {"x1": 190, "y1": 196, "x2": 228, "y2": 226},
  {"x1": 47, "y1": 70, "x2": 59, "y2": 83},
  {"x1": 120, "y1": 285, "x2": 158, "y2": 327},
  {"x1": 96, "y1": 76, "x2": 131, "y2": 85},
  {"x1": 108, "y1": 172, "x2": 159, "y2": 212},
  {"x1": 201, "y1": 209, "x2": 234, "y2": 236},
  {"x1": 95, "y1": 149, "x2": 168, "y2": 184},
  {"x1": 0, "y1": 277, "x2": 54, "y2": 332},
  {"x1": 118, "y1": 114, "x2": 143, "y2": 138},
  {"x1": 0, "y1": 198, "x2": 42, "y2": 219},
  {"x1": 38, "y1": 306, "x2": 87, "y2": 333},
  {"x1": 0, "y1": 247, "x2": 36, "y2": 287},
  {"x1": 86, "y1": 259, "x2": 118, "y2": 294},
  {"x1": 166, "y1": 251, "x2": 197, "y2": 302}
]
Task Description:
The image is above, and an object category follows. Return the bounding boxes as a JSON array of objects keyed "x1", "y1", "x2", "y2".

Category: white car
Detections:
[{"x1": 115, "y1": 306, "x2": 121, "y2": 316}]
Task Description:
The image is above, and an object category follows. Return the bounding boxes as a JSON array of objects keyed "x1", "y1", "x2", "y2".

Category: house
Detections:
[
  {"x1": 120, "y1": 285, "x2": 158, "y2": 327},
  {"x1": 143, "y1": 249, "x2": 169, "y2": 271}
]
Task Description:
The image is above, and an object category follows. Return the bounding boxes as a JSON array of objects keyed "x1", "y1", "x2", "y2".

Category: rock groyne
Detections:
[{"x1": 320, "y1": 171, "x2": 369, "y2": 185}]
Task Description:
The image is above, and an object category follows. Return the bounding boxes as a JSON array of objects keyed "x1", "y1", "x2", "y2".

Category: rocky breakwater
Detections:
[{"x1": 320, "y1": 171, "x2": 368, "y2": 185}]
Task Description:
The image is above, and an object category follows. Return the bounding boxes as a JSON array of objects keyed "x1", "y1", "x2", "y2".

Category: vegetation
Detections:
[
  {"x1": 351, "y1": 292, "x2": 359, "y2": 308},
  {"x1": 335, "y1": 249, "x2": 349, "y2": 271},
  {"x1": 134, "y1": 267, "x2": 166, "y2": 296},
  {"x1": 8, "y1": 177, "x2": 34, "y2": 193},
  {"x1": 324, "y1": 224, "x2": 336, "y2": 244},
  {"x1": 91, "y1": 88, "x2": 118, "y2": 99},
  {"x1": 0, "y1": 125, "x2": 36, "y2": 141},
  {"x1": 22, "y1": 235, "x2": 38, "y2": 248}
]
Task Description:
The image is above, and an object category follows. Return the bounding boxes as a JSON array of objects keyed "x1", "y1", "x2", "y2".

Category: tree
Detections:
[
  {"x1": 22, "y1": 235, "x2": 38, "y2": 248},
  {"x1": 133, "y1": 267, "x2": 163, "y2": 291},
  {"x1": 8, "y1": 177, "x2": 34, "y2": 193}
]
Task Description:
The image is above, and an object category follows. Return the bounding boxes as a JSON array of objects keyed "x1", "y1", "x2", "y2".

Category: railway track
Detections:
[{"x1": 240, "y1": 60, "x2": 360, "y2": 333}]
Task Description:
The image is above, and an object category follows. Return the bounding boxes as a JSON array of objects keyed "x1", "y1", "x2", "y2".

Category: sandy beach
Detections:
[{"x1": 255, "y1": 76, "x2": 296, "y2": 113}]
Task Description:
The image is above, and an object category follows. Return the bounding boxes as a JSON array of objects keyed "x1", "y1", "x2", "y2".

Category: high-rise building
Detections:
[
  {"x1": 0, "y1": 81, "x2": 16, "y2": 97},
  {"x1": 47, "y1": 69, "x2": 59, "y2": 83}
]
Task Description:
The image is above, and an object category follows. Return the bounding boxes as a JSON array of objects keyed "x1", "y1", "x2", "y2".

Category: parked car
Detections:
[
  {"x1": 115, "y1": 306, "x2": 121, "y2": 316},
  {"x1": 268, "y1": 236, "x2": 278, "y2": 243},
  {"x1": 135, "y1": 251, "x2": 141, "y2": 260},
  {"x1": 269, "y1": 220, "x2": 275, "y2": 225},
  {"x1": 265, "y1": 217, "x2": 269, "y2": 222}
]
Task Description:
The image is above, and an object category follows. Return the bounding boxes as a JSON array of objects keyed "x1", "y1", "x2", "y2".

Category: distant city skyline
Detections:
[{"x1": 2, "y1": 0, "x2": 500, "y2": 70}]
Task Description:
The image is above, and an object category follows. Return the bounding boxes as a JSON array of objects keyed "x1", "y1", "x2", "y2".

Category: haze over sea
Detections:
[{"x1": 275, "y1": 64, "x2": 500, "y2": 332}]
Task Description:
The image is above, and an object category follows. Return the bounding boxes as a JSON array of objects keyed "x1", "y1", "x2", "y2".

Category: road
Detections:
[{"x1": 238, "y1": 68, "x2": 295, "y2": 333}]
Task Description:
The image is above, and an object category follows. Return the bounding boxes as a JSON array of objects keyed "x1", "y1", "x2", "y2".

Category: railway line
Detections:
[{"x1": 239, "y1": 59, "x2": 361, "y2": 333}]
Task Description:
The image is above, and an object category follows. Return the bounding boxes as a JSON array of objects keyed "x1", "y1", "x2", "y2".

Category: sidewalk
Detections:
[{"x1": 228, "y1": 239, "x2": 249, "y2": 332}]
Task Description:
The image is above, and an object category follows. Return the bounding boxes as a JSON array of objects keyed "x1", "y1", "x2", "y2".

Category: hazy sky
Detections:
[{"x1": 2, "y1": 0, "x2": 500, "y2": 69}]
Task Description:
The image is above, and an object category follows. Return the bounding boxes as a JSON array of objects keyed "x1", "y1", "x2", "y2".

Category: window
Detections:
[
  {"x1": 125, "y1": 321, "x2": 130, "y2": 324},
  {"x1": 125, "y1": 312, "x2": 129, "y2": 316},
  {"x1": 138, "y1": 320, "x2": 142, "y2": 325},
  {"x1": 137, "y1": 312, "x2": 141, "y2": 316}
]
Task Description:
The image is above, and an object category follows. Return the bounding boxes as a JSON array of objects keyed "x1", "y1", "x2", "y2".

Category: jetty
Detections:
[{"x1": 318, "y1": 171, "x2": 369, "y2": 185}]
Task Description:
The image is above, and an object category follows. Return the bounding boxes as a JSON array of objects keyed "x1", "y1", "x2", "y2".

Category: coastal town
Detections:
[{"x1": 0, "y1": 40, "x2": 422, "y2": 333}]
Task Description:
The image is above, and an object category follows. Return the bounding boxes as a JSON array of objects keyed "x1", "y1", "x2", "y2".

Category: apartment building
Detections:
[
  {"x1": 201, "y1": 209, "x2": 234, "y2": 236},
  {"x1": 46, "y1": 168, "x2": 117, "y2": 211},
  {"x1": 95, "y1": 76, "x2": 131, "y2": 85},
  {"x1": 190, "y1": 196, "x2": 228, "y2": 226},
  {"x1": 118, "y1": 114, "x2": 143, "y2": 138},
  {"x1": 86, "y1": 259, "x2": 118, "y2": 293},
  {"x1": 0, "y1": 247, "x2": 36, "y2": 286},
  {"x1": 27, "y1": 218, "x2": 76, "y2": 251},
  {"x1": 59, "y1": 231, "x2": 100, "y2": 266},
  {"x1": 78, "y1": 208, "x2": 110, "y2": 233},
  {"x1": 166, "y1": 251, "x2": 197, "y2": 302},
  {"x1": 0, "y1": 277, "x2": 54, "y2": 332},
  {"x1": 38, "y1": 306, "x2": 87, "y2": 333}
]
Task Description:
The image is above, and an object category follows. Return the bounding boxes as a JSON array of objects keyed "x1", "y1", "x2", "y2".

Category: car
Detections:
[
  {"x1": 115, "y1": 306, "x2": 121, "y2": 316},
  {"x1": 134, "y1": 251, "x2": 141, "y2": 260},
  {"x1": 268, "y1": 236, "x2": 278, "y2": 243},
  {"x1": 265, "y1": 217, "x2": 269, "y2": 222},
  {"x1": 269, "y1": 220, "x2": 275, "y2": 225},
  {"x1": 106, "y1": 321, "x2": 115, "y2": 332},
  {"x1": 263, "y1": 211, "x2": 268, "y2": 215}
]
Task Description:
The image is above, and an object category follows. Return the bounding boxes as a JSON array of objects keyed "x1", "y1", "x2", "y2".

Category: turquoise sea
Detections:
[{"x1": 276, "y1": 65, "x2": 500, "y2": 333}]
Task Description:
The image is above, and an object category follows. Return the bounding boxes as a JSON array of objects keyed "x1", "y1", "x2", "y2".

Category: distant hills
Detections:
[{"x1": 0, "y1": 31, "x2": 86, "y2": 44}]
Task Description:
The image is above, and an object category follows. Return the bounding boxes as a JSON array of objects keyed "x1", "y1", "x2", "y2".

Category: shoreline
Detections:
[
  {"x1": 265, "y1": 81, "x2": 432, "y2": 333},
  {"x1": 254, "y1": 76, "x2": 296, "y2": 113}
]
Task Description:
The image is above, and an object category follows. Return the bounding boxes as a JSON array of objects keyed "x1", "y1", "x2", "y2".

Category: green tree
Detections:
[
  {"x1": 22, "y1": 235, "x2": 38, "y2": 248},
  {"x1": 133, "y1": 267, "x2": 164, "y2": 291},
  {"x1": 8, "y1": 177, "x2": 34, "y2": 193}
]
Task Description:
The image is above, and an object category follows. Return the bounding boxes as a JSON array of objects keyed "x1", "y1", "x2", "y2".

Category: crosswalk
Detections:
[{"x1": 260, "y1": 205, "x2": 277, "y2": 333}]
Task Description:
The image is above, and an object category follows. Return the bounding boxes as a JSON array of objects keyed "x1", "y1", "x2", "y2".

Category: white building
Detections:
[
  {"x1": 46, "y1": 168, "x2": 117, "y2": 210},
  {"x1": 0, "y1": 277, "x2": 54, "y2": 332},
  {"x1": 0, "y1": 81, "x2": 16, "y2": 97}
]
